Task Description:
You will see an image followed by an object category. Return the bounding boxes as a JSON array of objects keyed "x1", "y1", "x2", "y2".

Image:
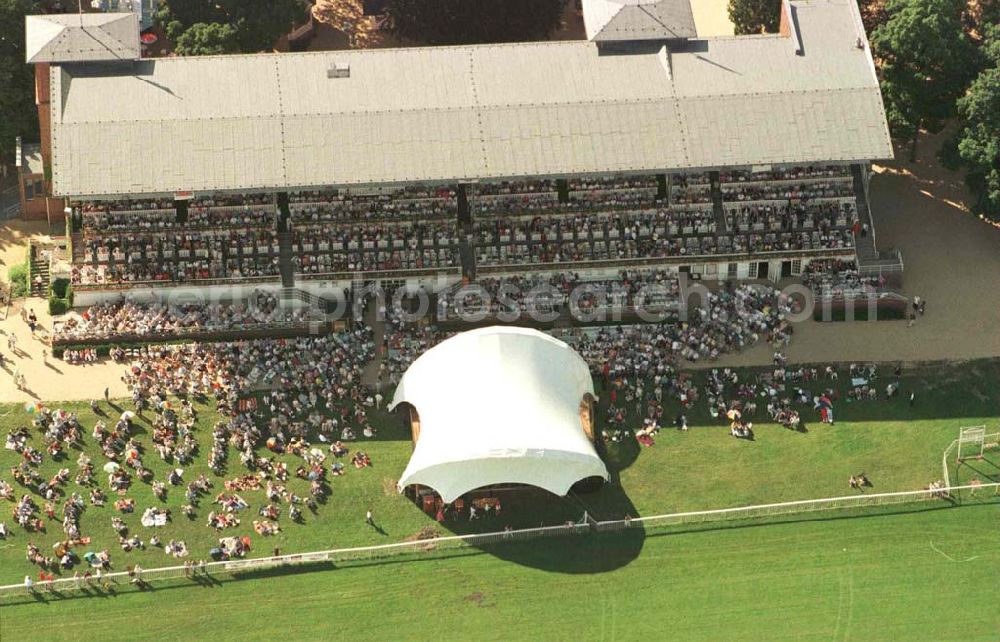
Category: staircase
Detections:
[
  {"x1": 852, "y1": 164, "x2": 904, "y2": 276},
  {"x1": 277, "y1": 229, "x2": 295, "y2": 288},
  {"x1": 71, "y1": 232, "x2": 85, "y2": 263},
  {"x1": 360, "y1": 291, "x2": 387, "y2": 390},
  {"x1": 709, "y1": 171, "x2": 727, "y2": 235},
  {"x1": 29, "y1": 244, "x2": 50, "y2": 297},
  {"x1": 458, "y1": 233, "x2": 476, "y2": 280}
]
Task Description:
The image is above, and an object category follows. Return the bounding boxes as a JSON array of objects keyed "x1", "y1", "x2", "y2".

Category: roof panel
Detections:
[
  {"x1": 26, "y1": 13, "x2": 139, "y2": 64},
  {"x1": 47, "y1": 0, "x2": 893, "y2": 197},
  {"x1": 582, "y1": 0, "x2": 697, "y2": 41}
]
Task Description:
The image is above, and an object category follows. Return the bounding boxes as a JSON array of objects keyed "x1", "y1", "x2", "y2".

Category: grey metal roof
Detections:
[
  {"x1": 25, "y1": 13, "x2": 139, "y2": 64},
  {"x1": 48, "y1": 0, "x2": 893, "y2": 198},
  {"x1": 582, "y1": 0, "x2": 697, "y2": 41}
]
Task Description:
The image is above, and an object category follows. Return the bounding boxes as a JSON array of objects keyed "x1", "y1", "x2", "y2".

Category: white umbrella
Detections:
[{"x1": 102, "y1": 462, "x2": 120, "y2": 473}]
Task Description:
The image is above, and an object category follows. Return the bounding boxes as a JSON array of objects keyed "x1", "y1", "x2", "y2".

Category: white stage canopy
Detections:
[{"x1": 390, "y1": 326, "x2": 609, "y2": 502}]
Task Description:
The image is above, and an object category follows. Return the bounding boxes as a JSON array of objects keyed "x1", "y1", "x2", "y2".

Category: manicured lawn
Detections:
[
  {"x1": 0, "y1": 359, "x2": 998, "y2": 639},
  {"x1": 1, "y1": 503, "x2": 997, "y2": 641}
]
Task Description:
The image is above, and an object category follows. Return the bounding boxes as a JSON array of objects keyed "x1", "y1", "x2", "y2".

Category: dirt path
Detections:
[
  {"x1": 693, "y1": 0, "x2": 735, "y2": 36},
  {"x1": 701, "y1": 127, "x2": 1000, "y2": 368},
  {"x1": 0, "y1": 299, "x2": 128, "y2": 403}
]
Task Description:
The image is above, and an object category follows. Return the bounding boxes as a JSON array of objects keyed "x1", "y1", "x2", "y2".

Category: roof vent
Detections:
[{"x1": 327, "y1": 62, "x2": 350, "y2": 79}]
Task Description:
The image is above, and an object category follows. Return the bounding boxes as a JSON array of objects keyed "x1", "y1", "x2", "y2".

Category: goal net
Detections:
[{"x1": 956, "y1": 426, "x2": 987, "y2": 463}]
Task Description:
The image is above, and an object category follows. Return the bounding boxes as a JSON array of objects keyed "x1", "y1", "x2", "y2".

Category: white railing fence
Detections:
[
  {"x1": 1, "y1": 483, "x2": 997, "y2": 603},
  {"x1": 941, "y1": 432, "x2": 999, "y2": 485}
]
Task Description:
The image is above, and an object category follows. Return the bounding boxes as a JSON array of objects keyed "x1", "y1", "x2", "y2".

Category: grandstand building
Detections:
[{"x1": 22, "y1": 0, "x2": 901, "y2": 309}]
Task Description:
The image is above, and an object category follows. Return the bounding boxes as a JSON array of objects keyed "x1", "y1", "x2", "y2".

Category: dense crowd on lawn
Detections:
[
  {"x1": 54, "y1": 292, "x2": 307, "y2": 343},
  {"x1": 1, "y1": 330, "x2": 385, "y2": 582},
  {"x1": 0, "y1": 290, "x2": 920, "y2": 589},
  {"x1": 385, "y1": 281, "x2": 795, "y2": 386}
]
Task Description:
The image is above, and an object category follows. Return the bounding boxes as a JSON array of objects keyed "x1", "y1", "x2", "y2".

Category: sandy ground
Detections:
[
  {"x1": 0, "y1": 219, "x2": 49, "y2": 284},
  {"x1": 0, "y1": 220, "x2": 129, "y2": 403},
  {"x1": 703, "y1": 126, "x2": 1000, "y2": 369},
  {"x1": 0, "y1": 299, "x2": 129, "y2": 403},
  {"x1": 692, "y1": 0, "x2": 736, "y2": 36}
]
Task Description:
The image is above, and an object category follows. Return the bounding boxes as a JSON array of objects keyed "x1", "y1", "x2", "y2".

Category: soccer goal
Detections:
[{"x1": 956, "y1": 426, "x2": 987, "y2": 464}]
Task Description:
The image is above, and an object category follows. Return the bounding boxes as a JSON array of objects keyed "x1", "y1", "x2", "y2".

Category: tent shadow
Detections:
[
  {"x1": 402, "y1": 381, "x2": 647, "y2": 574},
  {"x1": 426, "y1": 441, "x2": 645, "y2": 574},
  {"x1": 429, "y1": 482, "x2": 645, "y2": 574}
]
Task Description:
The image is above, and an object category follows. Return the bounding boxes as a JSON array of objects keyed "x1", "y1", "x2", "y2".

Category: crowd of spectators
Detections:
[
  {"x1": 438, "y1": 269, "x2": 682, "y2": 319},
  {"x1": 73, "y1": 229, "x2": 280, "y2": 285},
  {"x1": 291, "y1": 221, "x2": 458, "y2": 274},
  {"x1": 53, "y1": 292, "x2": 306, "y2": 344},
  {"x1": 79, "y1": 205, "x2": 275, "y2": 233},
  {"x1": 69, "y1": 166, "x2": 864, "y2": 289},
  {"x1": 289, "y1": 188, "x2": 456, "y2": 223},
  {"x1": 474, "y1": 209, "x2": 718, "y2": 266},
  {"x1": 801, "y1": 259, "x2": 887, "y2": 299}
]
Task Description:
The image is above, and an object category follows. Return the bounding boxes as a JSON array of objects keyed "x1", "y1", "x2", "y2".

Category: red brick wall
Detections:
[
  {"x1": 35, "y1": 64, "x2": 52, "y2": 170},
  {"x1": 46, "y1": 197, "x2": 66, "y2": 226},
  {"x1": 19, "y1": 173, "x2": 48, "y2": 220}
]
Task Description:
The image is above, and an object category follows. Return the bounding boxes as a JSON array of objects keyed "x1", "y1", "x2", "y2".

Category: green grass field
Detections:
[
  {"x1": 0, "y1": 503, "x2": 997, "y2": 641},
  {"x1": 0, "y1": 359, "x2": 998, "y2": 639}
]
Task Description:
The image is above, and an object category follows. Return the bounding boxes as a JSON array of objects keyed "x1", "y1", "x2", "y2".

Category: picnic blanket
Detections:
[{"x1": 141, "y1": 510, "x2": 168, "y2": 527}]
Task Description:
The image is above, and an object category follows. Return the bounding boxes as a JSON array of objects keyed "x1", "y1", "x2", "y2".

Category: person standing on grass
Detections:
[
  {"x1": 24, "y1": 575, "x2": 32, "y2": 593},
  {"x1": 365, "y1": 509, "x2": 374, "y2": 526},
  {"x1": 909, "y1": 391, "x2": 915, "y2": 407}
]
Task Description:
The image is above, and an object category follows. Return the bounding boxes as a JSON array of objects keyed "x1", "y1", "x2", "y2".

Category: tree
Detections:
[
  {"x1": 157, "y1": 0, "x2": 307, "y2": 54},
  {"x1": 857, "y1": 0, "x2": 888, "y2": 37},
  {"x1": 727, "y1": 0, "x2": 781, "y2": 35},
  {"x1": 383, "y1": 0, "x2": 564, "y2": 46},
  {"x1": 0, "y1": 0, "x2": 40, "y2": 170},
  {"x1": 174, "y1": 22, "x2": 239, "y2": 56},
  {"x1": 870, "y1": 0, "x2": 978, "y2": 158},
  {"x1": 956, "y1": 25, "x2": 1000, "y2": 219}
]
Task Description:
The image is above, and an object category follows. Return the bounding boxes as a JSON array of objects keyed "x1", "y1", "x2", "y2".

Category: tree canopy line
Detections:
[
  {"x1": 0, "y1": 0, "x2": 41, "y2": 172},
  {"x1": 160, "y1": 0, "x2": 566, "y2": 55}
]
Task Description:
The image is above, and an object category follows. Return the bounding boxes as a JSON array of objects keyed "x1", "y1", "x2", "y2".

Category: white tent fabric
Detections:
[{"x1": 390, "y1": 326, "x2": 608, "y2": 502}]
